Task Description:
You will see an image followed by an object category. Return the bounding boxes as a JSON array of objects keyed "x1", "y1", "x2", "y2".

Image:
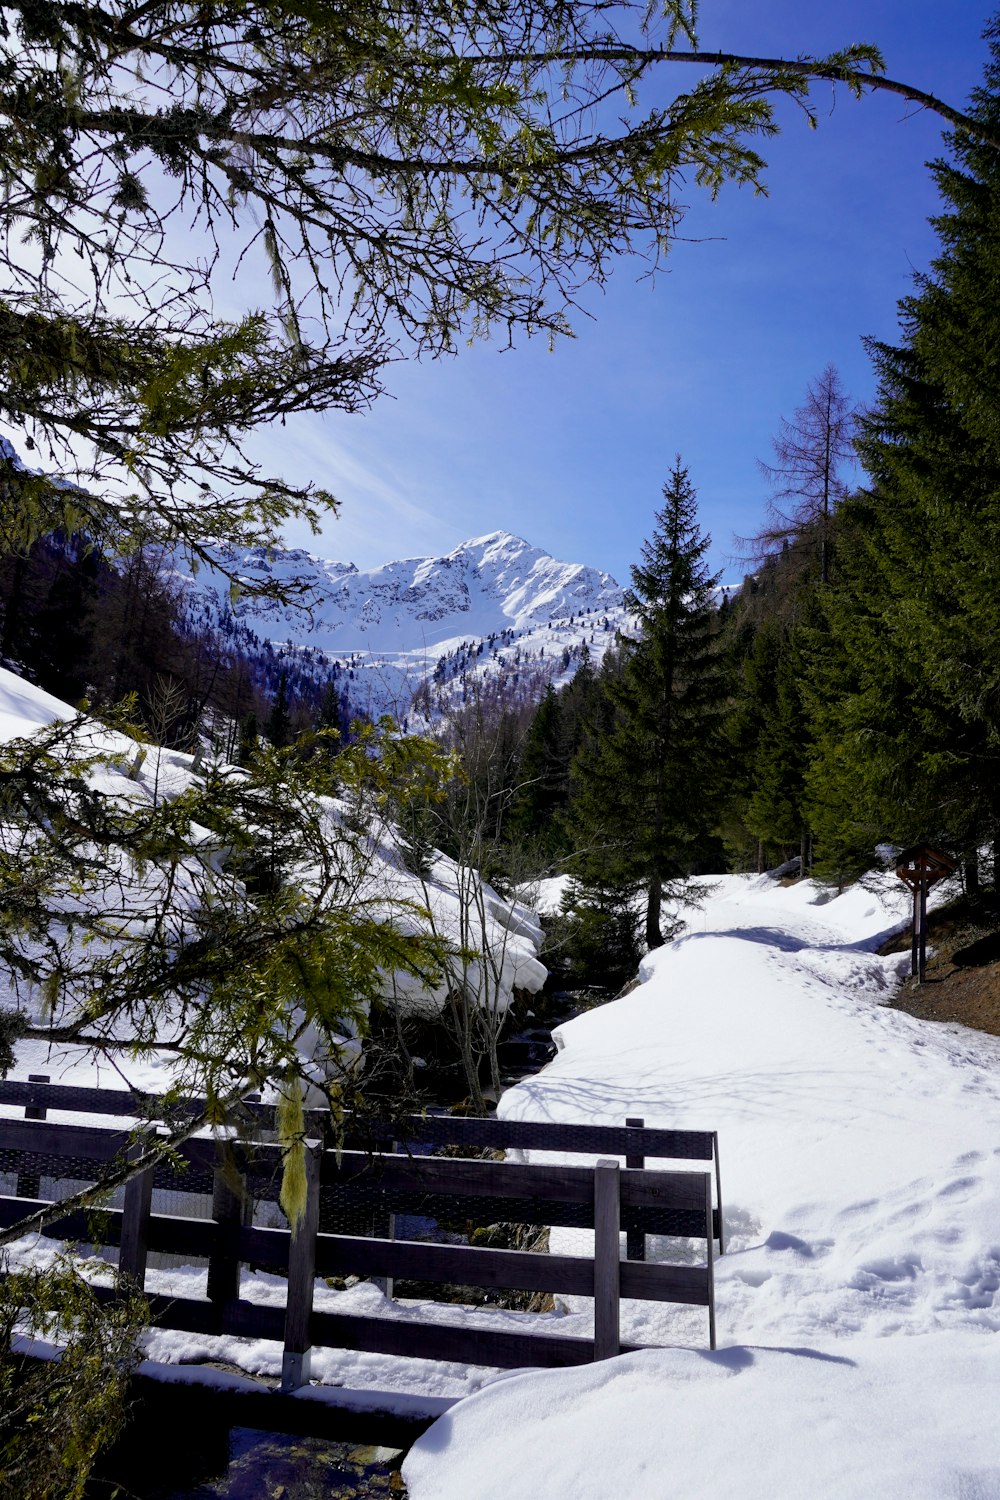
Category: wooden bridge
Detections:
[{"x1": 0, "y1": 1078, "x2": 723, "y2": 1438}]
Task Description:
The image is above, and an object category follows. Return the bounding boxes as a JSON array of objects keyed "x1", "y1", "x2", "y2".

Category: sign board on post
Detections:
[{"x1": 895, "y1": 844, "x2": 957, "y2": 983}]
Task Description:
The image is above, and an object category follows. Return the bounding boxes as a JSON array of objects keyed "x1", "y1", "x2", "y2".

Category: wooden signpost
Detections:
[{"x1": 895, "y1": 843, "x2": 956, "y2": 983}]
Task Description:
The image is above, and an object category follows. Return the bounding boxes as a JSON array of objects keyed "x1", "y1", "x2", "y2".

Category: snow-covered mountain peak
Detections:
[
  {"x1": 171, "y1": 530, "x2": 630, "y2": 723},
  {"x1": 182, "y1": 531, "x2": 623, "y2": 644}
]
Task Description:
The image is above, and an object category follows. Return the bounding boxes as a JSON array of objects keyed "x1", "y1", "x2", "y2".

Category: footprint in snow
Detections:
[
  {"x1": 851, "y1": 1253, "x2": 923, "y2": 1284},
  {"x1": 836, "y1": 1197, "x2": 881, "y2": 1221},
  {"x1": 765, "y1": 1230, "x2": 829, "y2": 1258},
  {"x1": 937, "y1": 1176, "x2": 981, "y2": 1201}
]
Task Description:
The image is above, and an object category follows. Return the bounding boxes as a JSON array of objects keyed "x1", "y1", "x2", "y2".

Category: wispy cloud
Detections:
[{"x1": 244, "y1": 415, "x2": 459, "y2": 565}]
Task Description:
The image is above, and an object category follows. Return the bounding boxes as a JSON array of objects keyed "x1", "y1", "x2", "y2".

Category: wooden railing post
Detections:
[
  {"x1": 16, "y1": 1073, "x2": 49, "y2": 1201},
  {"x1": 119, "y1": 1131, "x2": 155, "y2": 1291},
  {"x1": 281, "y1": 1140, "x2": 321, "y2": 1393},
  {"x1": 370, "y1": 1140, "x2": 398, "y2": 1300},
  {"x1": 705, "y1": 1175, "x2": 717, "y2": 1350},
  {"x1": 713, "y1": 1130, "x2": 725, "y2": 1255},
  {"x1": 207, "y1": 1145, "x2": 249, "y2": 1327},
  {"x1": 593, "y1": 1158, "x2": 620, "y2": 1360},
  {"x1": 23, "y1": 1073, "x2": 49, "y2": 1121},
  {"x1": 624, "y1": 1116, "x2": 645, "y2": 1261}
]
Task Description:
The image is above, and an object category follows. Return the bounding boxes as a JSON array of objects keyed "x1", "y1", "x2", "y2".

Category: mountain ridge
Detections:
[{"x1": 169, "y1": 529, "x2": 630, "y2": 723}]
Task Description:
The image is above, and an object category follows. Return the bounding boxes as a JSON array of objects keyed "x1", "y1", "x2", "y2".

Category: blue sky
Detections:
[{"x1": 267, "y1": 1, "x2": 991, "y2": 588}]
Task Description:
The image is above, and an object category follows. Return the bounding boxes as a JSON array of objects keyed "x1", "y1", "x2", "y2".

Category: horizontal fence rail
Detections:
[
  {"x1": 0, "y1": 1080, "x2": 722, "y2": 1386},
  {"x1": 0, "y1": 1079, "x2": 724, "y2": 1248}
]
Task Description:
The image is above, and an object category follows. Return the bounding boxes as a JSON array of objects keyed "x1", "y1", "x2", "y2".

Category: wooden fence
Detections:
[{"x1": 0, "y1": 1078, "x2": 723, "y2": 1391}]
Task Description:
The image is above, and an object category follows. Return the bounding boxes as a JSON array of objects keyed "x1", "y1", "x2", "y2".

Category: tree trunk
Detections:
[
  {"x1": 486, "y1": 1027, "x2": 502, "y2": 1102},
  {"x1": 448, "y1": 990, "x2": 488, "y2": 1115},
  {"x1": 965, "y1": 850, "x2": 980, "y2": 897},
  {"x1": 645, "y1": 871, "x2": 663, "y2": 950}
]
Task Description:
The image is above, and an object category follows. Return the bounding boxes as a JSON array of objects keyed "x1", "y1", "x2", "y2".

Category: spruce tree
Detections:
[
  {"x1": 722, "y1": 582, "x2": 822, "y2": 876},
  {"x1": 573, "y1": 460, "x2": 727, "y2": 947},
  {"x1": 745, "y1": 632, "x2": 810, "y2": 867},
  {"x1": 236, "y1": 712, "x2": 260, "y2": 767},
  {"x1": 316, "y1": 680, "x2": 344, "y2": 740},
  {"x1": 265, "y1": 672, "x2": 293, "y2": 749},
  {"x1": 809, "y1": 22, "x2": 1000, "y2": 885},
  {"x1": 551, "y1": 876, "x2": 644, "y2": 992},
  {"x1": 509, "y1": 685, "x2": 567, "y2": 857},
  {"x1": 519, "y1": 645, "x2": 611, "y2": 863}
]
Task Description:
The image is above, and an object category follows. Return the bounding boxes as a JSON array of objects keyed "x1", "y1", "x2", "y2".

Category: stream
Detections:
[{"x1": 90, "y1": 1417, "x2": 405, "y2": 1500}]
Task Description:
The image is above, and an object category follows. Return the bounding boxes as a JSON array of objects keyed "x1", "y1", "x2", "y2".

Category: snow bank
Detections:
[
  {"x1": 0, "y1": 665, "x2": 546, "y2": 1089},
  {"x1": 405, "y1": 871, "x2": 1000, "y2": 1497},
  {"x1": 404, "y1": 1336, "x2": 1000, "y2": 1500}
]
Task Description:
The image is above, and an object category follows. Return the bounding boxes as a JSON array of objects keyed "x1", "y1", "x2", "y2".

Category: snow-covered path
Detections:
[{"x1": 405, "y1": 873, "x2": 1000, "y2": 1499}]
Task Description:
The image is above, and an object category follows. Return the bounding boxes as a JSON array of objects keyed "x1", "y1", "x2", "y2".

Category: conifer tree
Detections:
[
  {"x1": 511, "y1": 645, "x2": 610, "y2": 864},
  {"x1": 558, "y1": 645, "x2": 603, "y2": 754},
  {"x1": 265, "y1": 672, "x2": 292, "y2": 749},
  {"x1": 236, "y1": 712, "x2": 260, "y2": 767},
  {"x1": 754, "y1": 365, "x2": 856, "y2": 588},
  {"x1": 722, "y1": 586, "x2": 821, "y2": 875},
  {"x1": 509, "y1": 685, "x2": 566, "y2": 857},
  {"x1": 551, "y1": 876, "x2": 644, "y2": 993},
  {"x1": 724, "y1": 360, "x2": 857, "y2": 877},
  {"x1": 317, "y1": 681, "x2": 345, "y2": 741},
  {"x1": 745, "y1": 631, "x2": 810, "y2": 867},
  {"x1": 84, "y1": 550, "x2": 181, "y2": 711},
  {"x1": 573, "y1": 460, "x2": 727, "y2": 947},
  {"x1": 809, "y1": 21, "x2": 1000, "y2": 885}
]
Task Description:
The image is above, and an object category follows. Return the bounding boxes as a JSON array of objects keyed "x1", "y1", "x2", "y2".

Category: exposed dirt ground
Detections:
[{"x1": 882, "y1": 893, "x2": 1000, "y2": 1038}]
